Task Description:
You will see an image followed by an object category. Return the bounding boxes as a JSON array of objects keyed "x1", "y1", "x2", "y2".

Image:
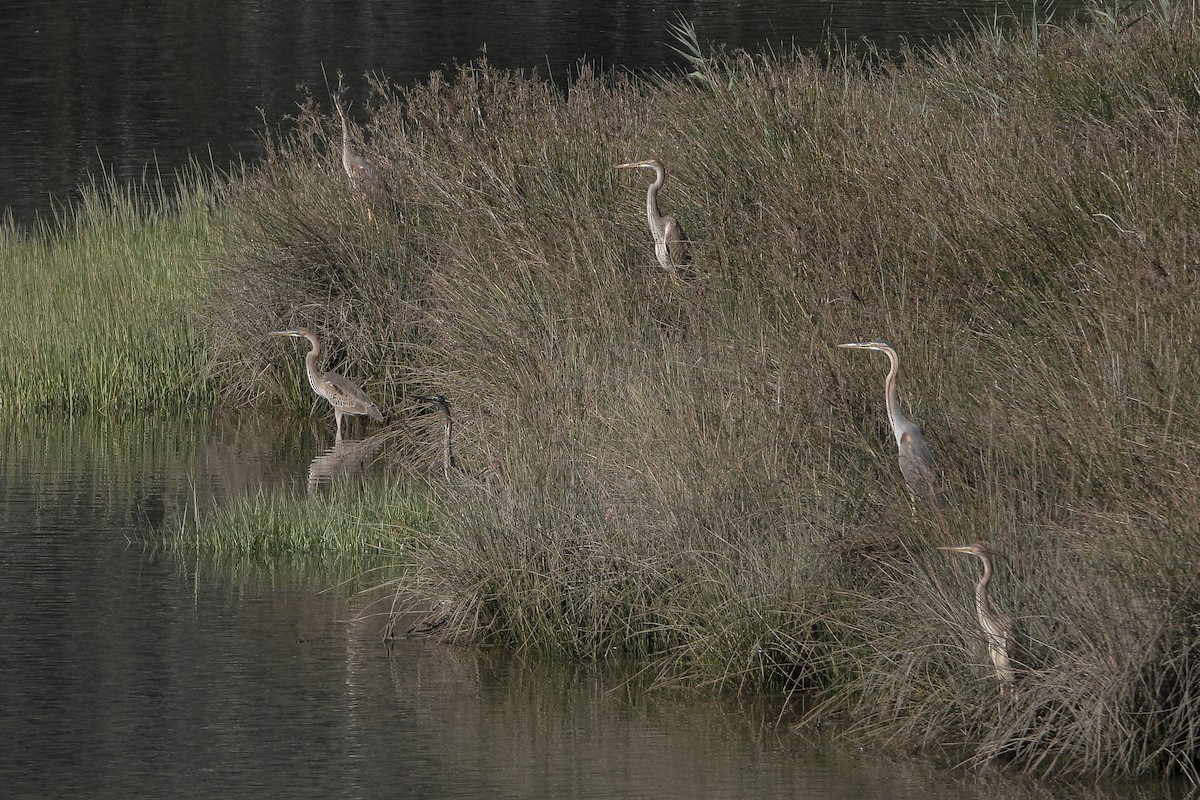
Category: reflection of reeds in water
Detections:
[
  {"x1": 306, "y1": 430, "x2": 389, "y2": 493},
  {"x1": 0, "y1": 414, "x2": 214, "y2": 532}
]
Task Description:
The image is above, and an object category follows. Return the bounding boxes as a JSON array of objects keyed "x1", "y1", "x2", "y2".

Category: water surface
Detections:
[
  {"x1": 1, "y1": 0, "x2": 1088, "y2": 227},
  {"x1": 0, "y1": 415, "x2": 1180, "y2": 798}
]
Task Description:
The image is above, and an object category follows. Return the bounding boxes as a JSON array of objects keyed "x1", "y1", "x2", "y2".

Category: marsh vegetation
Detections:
[{"x1": 4, "y1": 1, "x2": 1200, "y2": 785}]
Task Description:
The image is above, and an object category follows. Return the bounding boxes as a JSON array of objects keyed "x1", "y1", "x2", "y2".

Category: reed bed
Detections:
[
  {"x1": 135, "y1": 0, "x2": 1200, "y2": 783},
  {"x1": 0, "y1": 173, "x2": 219, "y2": 410}
]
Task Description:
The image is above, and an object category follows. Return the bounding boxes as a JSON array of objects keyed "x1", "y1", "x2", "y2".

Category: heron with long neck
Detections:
[
  {"x1": 615, "y1": 157, "x2": 690, "y2": 275},
  {"x1": 939, "y1": 541, "x2": 1017, "y2": 693},
  {"x1": 838, "y1": 340, "x2": 942, "y2": 506},
  {"x1": 332, "y1": 81, "x2": 390, "y2": 218},
  {"x1": 271, "y1": 327, "x2": 383, "y2": 440},
  {"x1": 416, "y1": 394, "x2": 456, "y2": 481}
]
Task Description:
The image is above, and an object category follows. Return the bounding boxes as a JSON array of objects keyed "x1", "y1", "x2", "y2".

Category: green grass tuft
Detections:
[{"x1": 175, "y1": 477, "x2": 437, "y2": 562}]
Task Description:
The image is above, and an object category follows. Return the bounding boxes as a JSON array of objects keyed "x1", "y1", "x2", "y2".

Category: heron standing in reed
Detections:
[
  {"x1": 333, "y1": 79, "x2": 390, "y2": 219},
  {"x1": 271, "y1": 327, "x2": 384, "y2": 440},
  {"x1": 615, "y1": 157, "x2": 690, "y2": 275},
  {"x1": 416, "y1": 394, "x2": 457, "y2": 481},
  {"x1": 838, "y1": 340, "x2": 943, "y2": 506},
  {"x1": 939, "y1": 541, "x2": 1017, "y2": 693}
]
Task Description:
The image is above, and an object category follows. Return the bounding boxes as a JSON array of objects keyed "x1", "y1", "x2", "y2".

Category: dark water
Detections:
[
  {"x1": 0, "y1": 415, "x2": 938, "y2": 799},
  {"x1": 0, "y1": 416, "x2": 1179, "y2": 799},
  {"x1": 1, "y1": 0, "x2": 1088, "y2": 228}
]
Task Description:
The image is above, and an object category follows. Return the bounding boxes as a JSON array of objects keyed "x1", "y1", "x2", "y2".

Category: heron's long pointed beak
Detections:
[
  {"x1": 937, "y1": 545, "x2": 973, "y2": 553},
  {"x1": 615, "y1": 161, "x2": 650, "y2": 170},
  {"x1": 838, "y1": 342, "x2": 867, "y2": 349},
  {"x1": 269, "y1": 330, "x2": 300, "y2": 338}
]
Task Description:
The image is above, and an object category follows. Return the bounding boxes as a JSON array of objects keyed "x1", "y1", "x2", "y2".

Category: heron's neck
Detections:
[
  {"x1": 882, "y1": 349, "x2": 904, "y2": 445},
  {"x1": 338, "y1": 109, "x2": 353, "y2": 169},
  {"x1": 304, "y1": 338, "x2": 323, "y2": 390},
  {"x1": 974, "y1": 555, "x2": 994, "y2": 614},
  {"x1": 438, "y1": 404, "x2": 455, "y2": 481},
  {"x1": 645, "y1": 168, "x2": 665, "y2": 238}
]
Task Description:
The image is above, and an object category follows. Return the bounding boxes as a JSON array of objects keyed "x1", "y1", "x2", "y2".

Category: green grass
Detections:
[
  {"x1": 0, "y1": 173, "x2": 219, "y2": 411},
  {"x1": 175, "y1": 476, "x2": 437, "y2": 561}
]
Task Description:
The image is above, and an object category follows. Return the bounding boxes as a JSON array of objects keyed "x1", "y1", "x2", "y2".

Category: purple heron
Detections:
[
  {"x1": 939, "y1": 541, "x2": 1017, "y2": 693},
  {"x1": 333, "y1": 81, "x2": 390, "y2": 218},
  {"x1": 615, "y1": 157, "x2": 690, "y2": 275},
  {"x1": 271, "y1": 327, "x2": 383, "y2": 439},
  {"x1": 838, "y1": 340, "x2": 943, "y2": 506},
  {"x1": 416, "y1": 394, "x2": 457, "y2": 481}
]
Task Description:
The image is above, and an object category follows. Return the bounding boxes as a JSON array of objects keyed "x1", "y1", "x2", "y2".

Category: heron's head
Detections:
[
  {"x1": 837, "y1": 339, "x2": 896, "y2": 354},
  {"x1": 270, "y1": 327, "x2": 314, "y2": 340},
  {"x1": 615, "y1": 157, "x2": 665, "y2": 172},
  {"x1": 938, "y1": 542, "x2": 993, "y2": 559},
  {"x1": 415, "y1": 394, "x2": 449, "y2": 407}
]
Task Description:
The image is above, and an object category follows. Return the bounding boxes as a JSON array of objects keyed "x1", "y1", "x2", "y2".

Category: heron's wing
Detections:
[
  {"x1": 346, "y1": 157, "x2": 389, "y2": 200},
  {"x1": 988, "y1": 619, "x2": 1018, "y2": 684},
  {"x1": 325, "y1": 371, "x2": 384, "y2": 421},
  {"x1": 662, "y1": 215, "x2": 690, "y2": 268},
  {"x1": 898, "y1": 429, "x2": 942, "y2": 504}
]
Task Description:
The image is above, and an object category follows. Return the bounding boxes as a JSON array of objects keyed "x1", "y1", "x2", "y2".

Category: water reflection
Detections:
[
  {"x1": 0, "y1": 415, "x2": 1178, "y2": 799},
  {"x1": 306, "y1": 431, "x2": 389, "y2": 493}
]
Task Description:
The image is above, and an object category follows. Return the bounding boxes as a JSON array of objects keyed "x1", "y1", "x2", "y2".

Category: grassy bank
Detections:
[
  {"x1": 10, "y1": 0, "x2": 1200, "y2": 784},
  {"x1": 192, "y1": 2, "x2": 1200, "y2": 782},
  {"x1": 197, "y1": 3, "x2": 1200, "y2": 781},
  {"x1": 0, "y1": 174, "x2": 219, "y2": 410}
]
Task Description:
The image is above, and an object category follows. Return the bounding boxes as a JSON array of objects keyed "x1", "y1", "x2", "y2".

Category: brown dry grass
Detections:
[{"x1": 205, "y1": 3, "x2": 1200, "y2": 782}]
